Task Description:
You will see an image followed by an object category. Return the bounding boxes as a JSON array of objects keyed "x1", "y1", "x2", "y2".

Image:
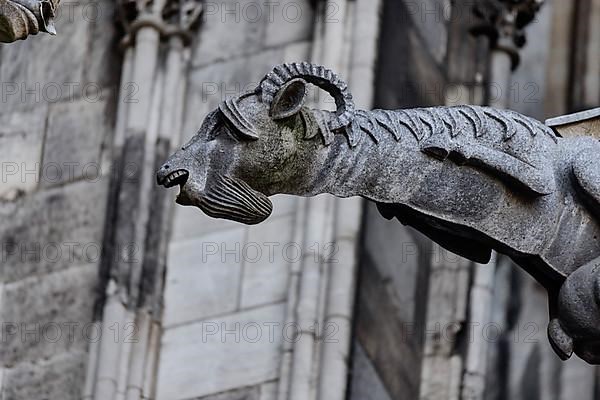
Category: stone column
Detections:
[
  {"x1": 466, "y1": 2, "x2": 544, "y2": 399},
  {"x1": 85, "y1": 1, "x2": 202, "y2": 399}
]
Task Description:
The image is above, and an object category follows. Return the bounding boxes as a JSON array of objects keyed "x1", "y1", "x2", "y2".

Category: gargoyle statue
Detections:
[
  {"x1": 157, "y1": 62, "x2": 600, "y2": 364},
  {"x1": 0, "y1": 0, "x2": 59, "y2": 42}
]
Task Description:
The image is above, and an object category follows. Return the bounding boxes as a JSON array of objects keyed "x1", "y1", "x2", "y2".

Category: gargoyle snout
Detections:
[{"x1": 156, "y1": 162, "x2": 189, "y2": 188}]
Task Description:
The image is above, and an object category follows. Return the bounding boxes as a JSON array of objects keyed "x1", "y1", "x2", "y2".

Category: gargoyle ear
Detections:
[{"x1": 270, "y1": 78, "x2": 307, "y2": 120}]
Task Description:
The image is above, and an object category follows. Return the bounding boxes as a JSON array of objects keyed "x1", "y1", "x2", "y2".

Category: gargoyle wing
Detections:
[
  {"x1": 415, "y1": 107, "x2": 557, "y2": 196},
  {"x1": 422, "y1": 141, "x2": 557, "y2": 196}
]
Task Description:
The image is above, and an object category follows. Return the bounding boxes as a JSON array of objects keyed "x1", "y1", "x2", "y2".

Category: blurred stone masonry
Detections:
[
  {"x1": 0, "y1": 0, "x2": 119, "y2": 396},
  {"x1": 1, "y1": 0, "x2": 599, "y2": 399}
]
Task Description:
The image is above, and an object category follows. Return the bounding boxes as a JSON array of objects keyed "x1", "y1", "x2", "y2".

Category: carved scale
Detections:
[{"x1": 157, "y1": 62, "x2": 600, "y2": 365}]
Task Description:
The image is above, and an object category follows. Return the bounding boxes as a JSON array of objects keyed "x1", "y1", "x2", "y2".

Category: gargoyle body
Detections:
[{"x1": 157, "y1": 62, "x2": 600, "y2": 364}]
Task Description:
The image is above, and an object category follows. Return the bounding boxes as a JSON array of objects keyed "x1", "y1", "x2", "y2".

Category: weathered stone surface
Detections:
[
  {"x1": 507, "y1": 0, "x2": 554, "y2": 120},
  {"x1": 402, "y1": 0, "x2": 448, "y2": 64},
  {"x1": 363, "y1": 204, "x2": 430, "y2": 324},
  {"x1": 349, "y1": 342, "x2": 393, "y2": 400},
  {"x1": 41, "y1": 98, "x2": 109, "y2": 186},
  {"x1": 156, "y1": 303, "x2": 285, "y2": 399},
  {"x1": 171, "y1": 204, "x2": 244, "y2": 243},
  {"x1": 353, "y1": 252, "x2": 422, "y2": 400},
  {"x1": 0, "y1": 178, "x2": 108, "y2": 283},
  {"x1": 240, "y1": 215, "x2": 293, "y2": 309},
  {"x1": 0, "y1": 265, "x2": 97, "y2": 367},
  {"x1": 1, "y1": 351, "x2": 87, "y2": 400},
  {"x1": 163, "y1": 227, "x2": 246, "y2": 327},
  {"x1": 419, "y1": 245, "x2": 470, "y2": 400},
  {"x1": 0, "y1": 107, "x2": 47, "y2": 199},
  {"x1": 0, "y1": 5, "x2": 89, "y2": 112},
  {"x1": 81, "y1": 0, "x2": 119, "y2": 87},
  {"x1": 195, "y1": 385, "x2": 260, "y2": 400},
  {"x1": 262, "y1": 0, "x2": 313, "y2": 48},
  {"x1": 258, "y1": 381, "x2": 278, "y2": 400},
  {"x1": 191, "y1": 0, "x2": 267, "y2": 68},
  {"x1": 375, "y1": 0, "x2": 446, "y2": 107}
]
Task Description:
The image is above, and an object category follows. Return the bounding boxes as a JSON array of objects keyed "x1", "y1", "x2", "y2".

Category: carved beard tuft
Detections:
[{"x1": 198, "y1": 175, "x2": 273, "y2": 225}]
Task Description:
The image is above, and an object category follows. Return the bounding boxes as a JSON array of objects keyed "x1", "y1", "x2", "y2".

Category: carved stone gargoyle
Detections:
[
  {"x1": 157, "y1": 62, "x2": 600, "y2": 364},
  {"x1": 0, "y1": 0, "x2": 59, "y2": 42}
]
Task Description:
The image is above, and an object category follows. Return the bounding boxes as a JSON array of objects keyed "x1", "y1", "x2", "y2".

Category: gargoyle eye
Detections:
[
  {"x1": 203, "y1": 111, "x2": 244, "y2": 143},
  {"x1": 218, "y1": 99, "x2": 259, "y2": 140}
]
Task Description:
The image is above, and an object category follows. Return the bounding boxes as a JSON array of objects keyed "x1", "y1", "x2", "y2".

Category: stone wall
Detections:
[
  {"x1": 0, "y1": 0, "x2": 119, "y2": 398},
  {"x1": 155, "y1": 1, "x2": 314, "y2": 398},
  {"x1": 1, "y1": 0, "x2": 599, "y2": 399}
]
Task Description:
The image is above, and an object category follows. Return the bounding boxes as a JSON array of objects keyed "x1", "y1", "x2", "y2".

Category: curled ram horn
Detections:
[{"x1": 257, "y1": 62, "x2": 356, "y2": 132}]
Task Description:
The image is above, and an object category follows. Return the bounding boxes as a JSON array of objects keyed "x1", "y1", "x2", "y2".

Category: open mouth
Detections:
[{"x1": 160, "y1": 169, "x2": 189, "y2": 188}]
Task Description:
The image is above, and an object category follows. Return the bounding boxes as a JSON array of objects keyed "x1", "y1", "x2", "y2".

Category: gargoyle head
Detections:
[{"x1": 157, "y1": 62, "x2": 356, "y2": 224}]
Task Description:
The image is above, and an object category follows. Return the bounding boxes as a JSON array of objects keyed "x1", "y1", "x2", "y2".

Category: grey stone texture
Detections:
[
  {"x1": 195, "y1": 385, "x2": 260, "y2": 400},
  {"x1": 1, "y1": 351, "x2": 87, "y2": 400},
  {"x1": 0, "y1": 0, "x2": 116, "y2": 398},
  {"x1": 0, "y1": 0, "x2": 119, "y2": 112},
  {"x1": 41, "y1": 98, "x2": 111, "y2": 186},
  {"x1": 374, "y1": 0, "x2": 447, "y2": 108},
  {"x1": 0, "y1": 178, "x2": 108, "y2": 283},
  {"x1": 191, "y1": 0, "x2": 313, "y2": 68},
  {"x1": 0, "y1": 265, "x2": 97, "y2": 366},
  {"x1": 0, "y1": 107, "x2": 47, "y2": 199},
  {"x1": 348, "y1": 342, "x2": 393, "y2": 400}
]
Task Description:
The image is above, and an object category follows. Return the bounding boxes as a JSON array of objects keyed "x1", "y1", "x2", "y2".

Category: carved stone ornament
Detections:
[
  {"x1": 0, "y1": 0, "x2": 59, "y2": 42},
  {"x1": 157, "y1": 62, "x2": 600, "y2": 365}
]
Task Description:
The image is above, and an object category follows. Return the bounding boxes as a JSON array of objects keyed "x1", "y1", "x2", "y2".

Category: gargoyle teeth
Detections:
[{"x1": 162, "y1": 170, "x2": 189, "y2": 188}]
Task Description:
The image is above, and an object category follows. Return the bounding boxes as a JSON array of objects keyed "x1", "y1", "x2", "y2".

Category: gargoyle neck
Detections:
[{"x1": 299, "y1": 132, "x2": 405, "y2": 199}]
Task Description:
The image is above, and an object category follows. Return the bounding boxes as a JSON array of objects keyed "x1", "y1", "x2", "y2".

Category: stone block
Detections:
[
  {"x1": 156, "y1": 303, "x2": 285, "y2": 400},
  {"x1": 1, "y1": 351, "x2": 87, "y2": 400},
  {"x1": 191, "y1": 0, "x2": 268, "y2": 68},
  {"x1": 263, "y1": 0, "x2": 313, "y2": 48},
  {"x1": 0, "y1": 107, "x2": 47, "y2": 200},
  {"x1": 363, "y1": 204, "x2": 430, "y2": 323},
  {"x1": 196, "y1": 385, "x2": 260, "y2": 400},
  {"x1": 0, "y1": 178, "x2": 108, "y2": 283},
  {"x1": 171, "y1": 205, "x2": 242, "y2": 243},
  {"x1": 82, "y1": 0, "x2": 120, "y2": 87},
  {"x1": 259, "y1": 381, "x2": 278, "y2": 400},
  {"x1": 354, "y1": 251, "x2": 423, "y2": 400},
  {"x1": 375, "y1": 0, "x2": 446, "y2": 108},
  {"x1": 240, "y1": 215, "x2": 294, "y2": 309},
  {"x1": 182, "y1": 42, "x2": 311, "y2": 144},
  {"x1": 163, "y1": 227, "x2": 246, "y2": 327},
  {"x1": 170, "y1": 196, "x2": 295, "y2": 244},
  {"x1": 270, "y1": 195, "x2": 297, "y2": 219},
  {"x1": 41, "y1": 98, "x2": 109, "y2": 186},
  {"x1": 402, "y1": 0, "x2": 448, "y2": 64},
  {"x1": 0, "y1": 6, "x2": 90, "y2": 113},
  {"x1": 507, "y1": 0, "x2": 553, "y2": 120},
  {"x1": 0, "y1": 265, "x2": 97, "y2": 367},
  {"x1": 348, "y1": 342, "x2": 393, "y2": 400}
]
